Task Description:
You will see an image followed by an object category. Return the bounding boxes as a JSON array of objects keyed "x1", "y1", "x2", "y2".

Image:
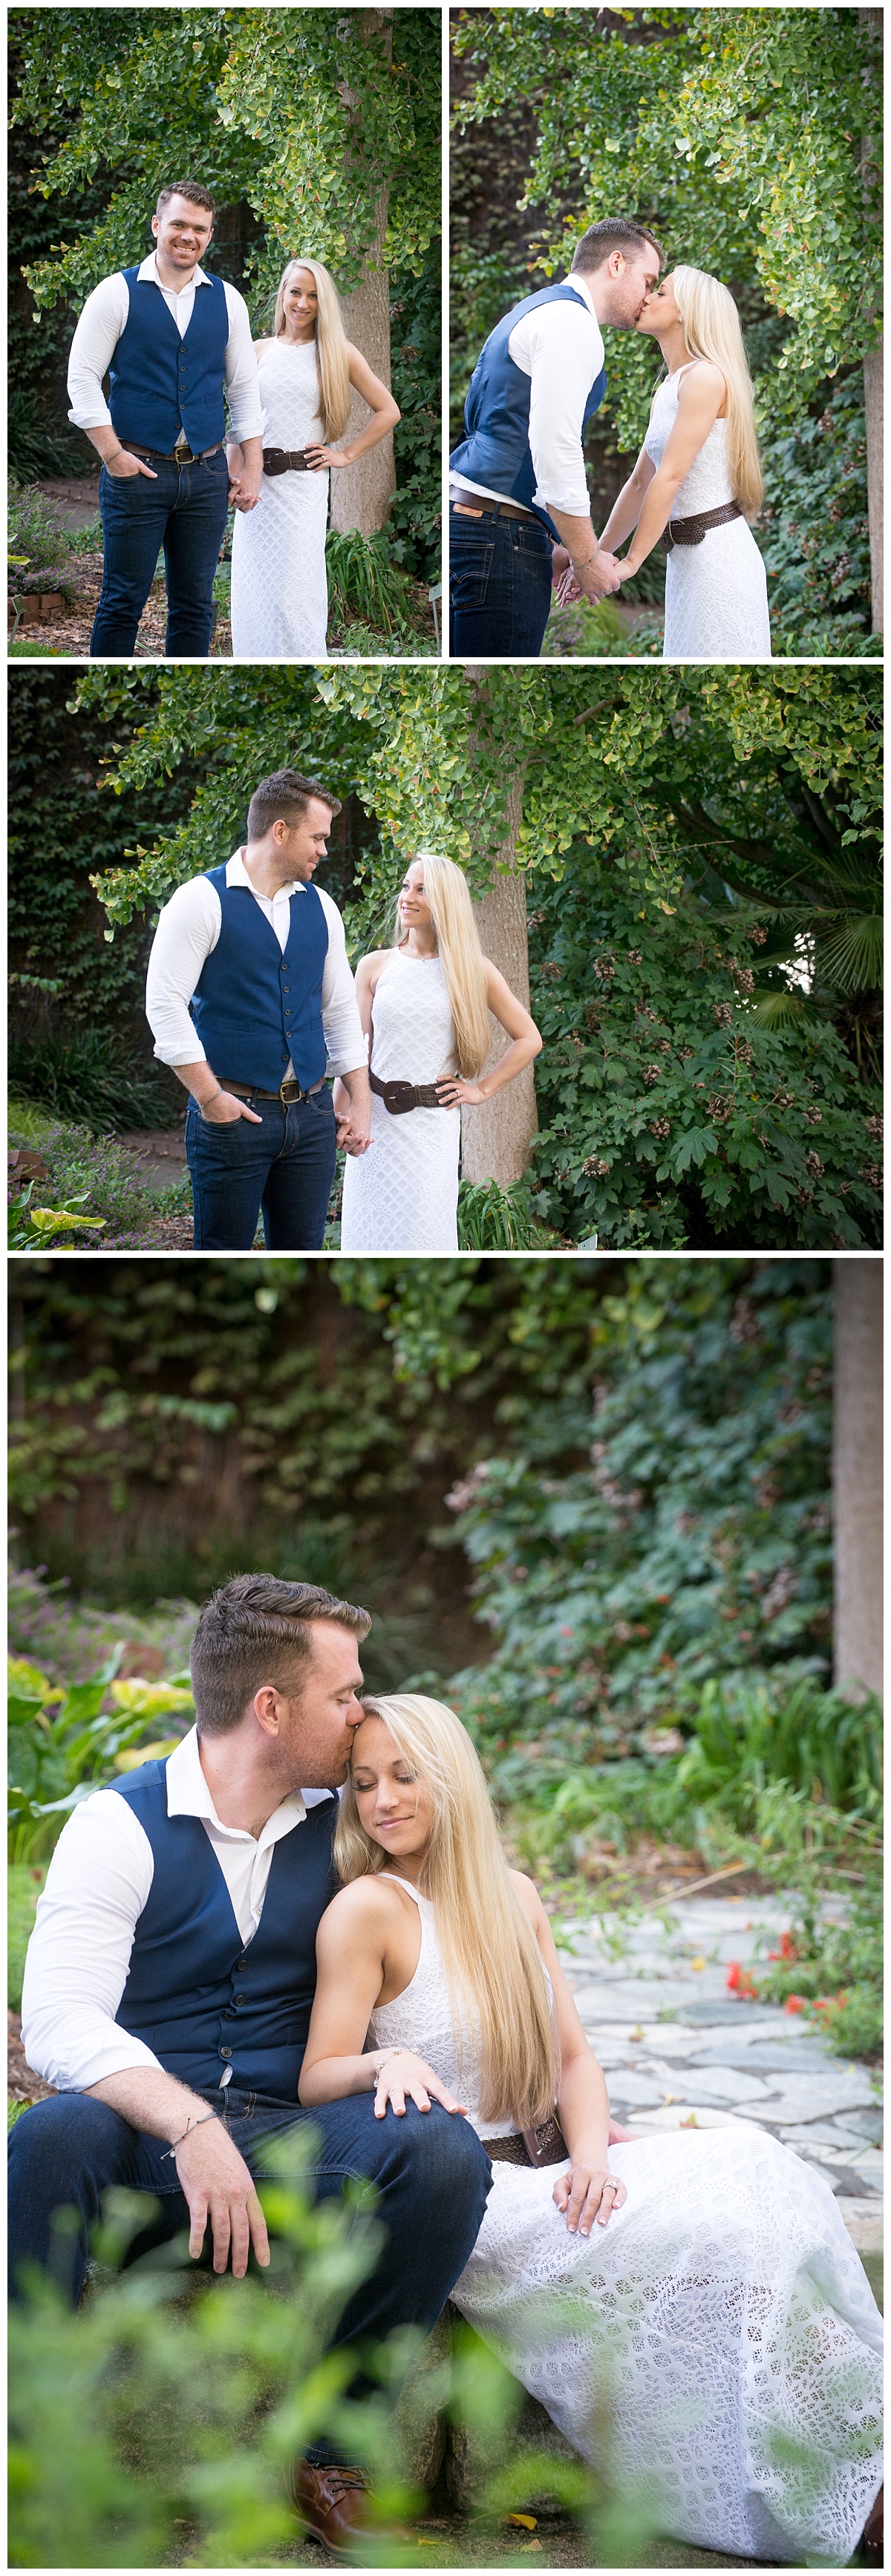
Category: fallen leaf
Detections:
[
  {"x1": 505, "y1": 2515, "x2": 538, "y2": 2531},
  {"x1": 680, "y1": 2112, "x2": 699, "y2": 2127},
  {"x1": 689, "y1": 1956, "x2": 707, "y2": 1970}
]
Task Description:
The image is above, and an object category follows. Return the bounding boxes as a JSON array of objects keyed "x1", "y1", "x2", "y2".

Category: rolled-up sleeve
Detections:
[
  {"x1": 146, "y1": 877, "x2": 221, "y2": 1067},
  {"x1": 21, "y1": 1793, "x2": 162, "y2": 2093},
  {"x1": 319, "y1": 891, "x2": 368, "y2": 1074},
  {"x1": 511, "y1": 303, "x2": 604, "y2": 518},
  {"x1": 223, "y1": 284, "x2": 263, "y2": 443}
]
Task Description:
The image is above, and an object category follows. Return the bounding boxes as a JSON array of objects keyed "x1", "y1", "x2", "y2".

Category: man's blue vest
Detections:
[
  {"x1": 108, "y1": 267, "x2": 229, "y2": 454},
  {"x1": 114, "y1": 1760, "x2": 339, "y2": 2101},
  {"x1": 450, "y1": 282, "x2": 607, "y2": 540},
  {"x1": 191, "y1": 867, "x2": 330, "y2": 1092}
]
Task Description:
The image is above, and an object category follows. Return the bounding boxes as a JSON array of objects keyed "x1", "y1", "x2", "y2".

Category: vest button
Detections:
[
  {"x1": 222, "y1": 2009, "x2": 236, "y2": 2021},
  {"x1": 234, "y1": 1995, "x2": 247, "y2": 2006},
  {"x1": 219, "y1": 2046, "x2": 232, "y2": 2060}
]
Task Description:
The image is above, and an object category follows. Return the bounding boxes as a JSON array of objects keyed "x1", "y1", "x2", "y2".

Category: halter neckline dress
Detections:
[
  {"x1": 339, "y1": 952, "x2": 462, "y2": 1252},
  {"x1": 644, "y1": 363, "x2": 772, "y2": 661},
  {"x1": 230, "y1": 339, "x2": 329, "y2": 660}
]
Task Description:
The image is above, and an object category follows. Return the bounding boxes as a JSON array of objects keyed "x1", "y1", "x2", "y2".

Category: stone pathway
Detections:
[{"x1": 562, "y1": 1891, "x2": 882, "y2": 2278}]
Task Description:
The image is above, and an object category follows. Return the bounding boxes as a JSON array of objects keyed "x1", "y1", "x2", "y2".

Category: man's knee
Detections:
[{"x1": 383, "y1": 2104, "x2": 491, "y2": 2212}]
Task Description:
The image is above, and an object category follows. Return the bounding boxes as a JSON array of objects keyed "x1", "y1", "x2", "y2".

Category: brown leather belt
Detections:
[
  {"x1": 664, "y1": 500, "x2": 742, "y2": 552},
  {"x1": 223, "y1": 1077, "x2": 327, "y2": 1105},
  {"x1": 450, "y1": 492, "x2": 538, "y2": 526},
  {"x1": 263, "y1": 447, "x2": 313, "y2": 475},
  {"x1": 486, "y1": 2116, "x2": 568, "y2": 2169},
  {"x1": 118, "y1": 440, "x2": 223, "y2": 464},
  {"x1": 370, "y1": 1069, "x2": 446, "y2": 1115}
]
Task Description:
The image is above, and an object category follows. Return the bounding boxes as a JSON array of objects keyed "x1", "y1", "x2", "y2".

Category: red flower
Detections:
[
  {"x1": 783, "y1": 1995, "x2": 806, "y2": 2014},
  {"x1": 726, "y1": 1962, "x2": 758, "y2": 2000},
  {"x1": 767, "y1": 1931, "x2": 799, "y2": 1963}
]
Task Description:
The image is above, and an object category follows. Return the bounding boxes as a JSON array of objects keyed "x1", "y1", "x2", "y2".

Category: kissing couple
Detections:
[
  {"x1": 12, "y1": 1577, "x2": 882, "y2": 2563},
  {"x1": 450, "y1": 214, "x2": 771, "y2": 662},
  {"x1": 145, "y1": 768, "x2": 541, "y2": 1253}
]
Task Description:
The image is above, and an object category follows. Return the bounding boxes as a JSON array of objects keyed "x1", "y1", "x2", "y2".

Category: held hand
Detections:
[
  {"x1": 200, "y1": 1089, "x2": 264, "y2": 1126},
  {"x1": 551, "y1": 544, "x2": 572, "y2": 592},
  {"x1": 229, "y1": 471, "x2": 262, "y2": 514},
  {"x1": 105, "y1": 449, "x2": 158, "y2": 481},
  {"x1": 304, "y1": 443, "x2": 350, "y2": 472},
  {"x1": 374, "y1": 2051, "x2": 468, "y2": 2122},
  {"x1": 434, "y1": 1075, "x2": 486, "y2": 1109},
  {"x1": 174, "y1": 2116, "x2": 270, "y2": 2277},
  {"x1": 555, "y1": 565, "x2": 582, "y2": 608},
  {"x1": 336, "y1": 1110, "x2": 373, "y2": 1157},
  {"x1": 552, "y1": 2161, "x2": 627, "y2": 2236},
  {"x1": 576, "y1": 549, "x2": 623, "y2": 603}
]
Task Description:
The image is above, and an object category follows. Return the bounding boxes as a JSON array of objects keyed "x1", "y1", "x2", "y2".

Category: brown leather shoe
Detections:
[{"x1": 287, "y1": 2460, "x2": 418, "y2": 2557}]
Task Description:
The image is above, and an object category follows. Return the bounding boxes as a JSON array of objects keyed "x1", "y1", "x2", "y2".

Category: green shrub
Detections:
[
  {"x1": 8, "y1": 1024, "x2": 180, "y2": 1134},
  {"x1": 457, "y1": 1177, "x2": 564, "y2": 1250},
  {"x1": 8, "y1": 1106, "x2": 185, "y2": 1245},
  {"x1": 325, "y1": 528, "x2": 417, "y2": 636},
  {"x1": 8, "y1": 1861, "x2": 46, "y2": 2012},
  {"x1": 8, "y1": 1649, "x2": 194, "y2": 1863},
  {"x1": 8, "y1": 478, "x2": 78, "y2": 599}
]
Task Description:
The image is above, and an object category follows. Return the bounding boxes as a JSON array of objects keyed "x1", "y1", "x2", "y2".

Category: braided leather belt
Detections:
[
  {"x1": 370, "y1": 1069, "x2": 446, "y2": 1115},
  {"x1": 664, "y1": 499, "x2": 742, "y2": 552},
  {"x1": 486, "y1": 2115, "x2": 568, "y2": 2169},
  {"x1": 263, "y1": 447, "x2": 313, "y2": 475}
]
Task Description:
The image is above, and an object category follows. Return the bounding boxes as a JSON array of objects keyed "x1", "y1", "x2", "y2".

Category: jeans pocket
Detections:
[
  {"x1": 307, "y1": 1085, "x2": 334, "y2": 1119},
  {"x1": 449, "y1": 533, "x2": 495, "y2": 609}
]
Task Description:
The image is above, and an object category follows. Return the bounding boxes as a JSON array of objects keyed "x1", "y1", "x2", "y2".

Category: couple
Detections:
[
  {"x1": 144, "y1": 769, "x2": 540, "y2": 1252},
  {"x1": 449, "y1": 215, "x2": 771, "y2": 662},
  {"x1": 67, "y1": 183, "x2": 397, "y2": 660},
  {"x1": 10, "y1": 1575, "x2": 883, "y2": 2564}
]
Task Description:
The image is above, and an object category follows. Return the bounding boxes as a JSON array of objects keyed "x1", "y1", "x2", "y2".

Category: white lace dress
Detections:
[
  {"x1": 644, "y1": 368, "x2": 772, "y2": 662},
  {"x1": 339, "y1": 953, "x2": 462, "y2": 1252},
  {"x1": 229, "y1": 340, "x2": 329, "y2": 660},
  {"x1": 368, "y1": 1879, "x2": 883, "y2": 2566}
]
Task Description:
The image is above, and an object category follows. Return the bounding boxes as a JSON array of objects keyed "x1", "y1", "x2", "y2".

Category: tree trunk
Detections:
[
  {"x1": 864, "y1": 341, "x2": 883, "y2": 637},
  {"x1": 458, "y1": 716, "x2": 537, "y2": 1186},
  {"x1": 330, "y1": 9, "x2": 396, "y2": 539},
  {"x1": 832, "y1": 1258, "x2": 883, "y2": 1697},
  {"x1": 861, "y1": 9, "x2": 883, "y2": 635}
]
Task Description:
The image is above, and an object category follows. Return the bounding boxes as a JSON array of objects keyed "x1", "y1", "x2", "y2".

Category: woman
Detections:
[
  {"x1": 337, "y1": 852, "x2": 542, "y2": 1252},
  {"x1": 594, "y1": 265, "x2": 771, "y2": 661},
  {"x1": 227, "y1": 257, "x2": 399, "y2": 660},
  {"x1": 301, "y1": 1694, "x2": 884, "y2": 2566}
]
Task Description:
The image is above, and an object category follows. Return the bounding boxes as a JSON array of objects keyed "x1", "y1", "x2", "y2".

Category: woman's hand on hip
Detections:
[
  {"x1": 373, "y1": 2050, "x2": 468, "y2": 2121},
  {"x1": 552, "y1": 2160, "x2": 627, "y2": 2235},
  {"x1": 434, "y1": 1075, "x2": 486, "y2": 1108},
  {"x1": 304, "y1": 443, "x2": 349, "y2": 472}
]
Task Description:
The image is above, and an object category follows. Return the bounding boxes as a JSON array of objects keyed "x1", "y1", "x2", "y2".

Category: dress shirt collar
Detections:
[
  {"x1": 226, "y1": 848, "x2": 304, "y2": 901},
  {"x1": 166, "y1": 1724, "x2": 332, "y2": 1845},
  {"x1": 564, "y1": 270, "x2": 599, "y2": 322},
  {"x1": 137, "y1": 252, "x2": 212, "y2": 293}
]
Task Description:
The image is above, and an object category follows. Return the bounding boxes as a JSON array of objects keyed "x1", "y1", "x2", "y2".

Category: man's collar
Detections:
[
  {"x1": 164, "y1": 1724, "x2": 332, "y2": 1841},
  {"x1": 138, "y1": 251, "x2": 211, "y2": 291},
  {"x1": 564, "y1": 271, "x2": 598, "y2": 321},
  {"x1": 227, "y1": 848, "x2": 302, "y2": 899}
]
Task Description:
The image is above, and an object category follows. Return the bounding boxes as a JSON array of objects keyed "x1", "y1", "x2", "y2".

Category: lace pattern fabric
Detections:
[
  {"x1": 644, "y1": 371, "x2": 772, "y2": 661},
  {"x1": 230, "y1": 342, "x2": 329, "y2": 660},
  {"x1": 368, "y1": 1877, "x2": 883, "y2": 2564},
  {"x1": 340, "y1": 954, "x2": 461, "y2": 1252}
]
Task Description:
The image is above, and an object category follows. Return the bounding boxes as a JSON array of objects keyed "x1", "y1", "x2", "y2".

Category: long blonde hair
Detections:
[
  {"x1": 393, "y1": 852, "x2": 492, "y2": 1080},
  {"x1": 272, "y1": 257, "x2": 351, "y2": 443},
  {"x1": 670, "y1": 265, "x2": 763, "y2": 521},
  {"x1": 336, "y1": 1693, "x2": 558, "y2": 2130}
]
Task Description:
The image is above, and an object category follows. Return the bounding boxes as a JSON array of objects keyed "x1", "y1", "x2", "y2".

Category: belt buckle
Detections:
[
  {"x1": 279, "y1": 1077, "x2": 299, "y2": 1107},
  {"x1": 384, "y1": 1080, "x2": 417, "y2": 1115}
]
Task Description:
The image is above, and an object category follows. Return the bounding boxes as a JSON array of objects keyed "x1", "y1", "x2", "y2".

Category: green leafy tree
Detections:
[
  {"x1": 10, "y1": 6, "x2": 440, "y2": 547},
  {"x1": 451, "y1": 7, "x2": 882, "y2": 648}
]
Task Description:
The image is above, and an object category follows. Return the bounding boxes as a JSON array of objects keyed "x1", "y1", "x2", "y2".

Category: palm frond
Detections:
[
  {"x1": 748, "y1": 990, "x2": 808, "y2": 1028},
  {"x1": 815, "y1": 916, "x2": 884, "y2": 992}
]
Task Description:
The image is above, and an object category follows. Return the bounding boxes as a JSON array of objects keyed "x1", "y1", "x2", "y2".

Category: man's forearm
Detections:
[
  {"x1": 548, "y1": 507, "x2": 621, "y2": 602},
  {"x1": 339, "y1": 1066, "x2": 371, "y2": 1116},
  {"x1": 84, "y1": 423, "x2": 128, "y2": 463},
  {"x1": 87, "y1": 2066, "x2": 213, "y2": 2145},
  {"x1": 171, "y1": 1059, "x2": 221, "y2": 1109}
]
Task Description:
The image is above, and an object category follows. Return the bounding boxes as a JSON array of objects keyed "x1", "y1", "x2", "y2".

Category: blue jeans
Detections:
[
  {"x1": 186, "y1": 1086, "x2": 337, "y2": 1250},
  {"x1": 449, "y1": 502, "x2": 555, "y2": 656},
  {"x1": 8, "y1": 2087, "x2": 492, "y2": 2450},
  {"x1": 91, "y1": 449, "x2": 230, "y2": 658}
]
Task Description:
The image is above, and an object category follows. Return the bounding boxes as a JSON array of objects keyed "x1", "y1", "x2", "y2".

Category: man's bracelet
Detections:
[
  {"x1": 162, "y1": 2111, "x2": 218, "y2": 2160},
  {"x1": 571, "y1": 553, "x2": 599, "y2": 572}
]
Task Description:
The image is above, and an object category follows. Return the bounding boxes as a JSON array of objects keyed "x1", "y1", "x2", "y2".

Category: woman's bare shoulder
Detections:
[
  {"x1": 509, "y1": 1867, "x2": 548, "y2": 1925},
  {"x1": 318, "y1": 1874, "x2": 405, "y2": 1939}
]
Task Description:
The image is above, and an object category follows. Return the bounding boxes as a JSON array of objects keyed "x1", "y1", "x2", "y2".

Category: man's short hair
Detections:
[
  {"x1": 247, "y1": 769, "x2": 342, "y2": 841},
  {"x1": 190, "y1": 1574, "x2": 371, "y2": 1735},
  {"x1": 156, "y1": 182, "x2": 216, "y2": 220},
  {"x1": 571, "y1": 218, "x2": 665, "y2": 275}
]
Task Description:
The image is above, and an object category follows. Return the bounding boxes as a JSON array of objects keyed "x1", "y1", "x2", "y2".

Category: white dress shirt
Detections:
[
  {"x1": 67, "y1": 252, "x2": 263, "y2": 443},
  {"x1": 20, "y1": 1726, "x2": 335, "y2": 2095},
  {"x1": 145, "y1": 850, "x2": 368, "y2": 1080},
  {"x1": 451, "y1": 270, "x2": 605, "y2": 521}
]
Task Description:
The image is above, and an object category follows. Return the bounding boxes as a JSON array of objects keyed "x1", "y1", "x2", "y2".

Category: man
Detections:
[
  {"x1": 449, "y1": 217, "x2": 665, "y2": 657},
  {"x1": 9, "y1": 1575, "x2": 495, "y2": 2551},
  {"x1": 145, "y1": 768, "x2": 372, "y2": 1251},
  {"x1": 67, "y1": 181, "x2": 264, "y2": 658}
]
